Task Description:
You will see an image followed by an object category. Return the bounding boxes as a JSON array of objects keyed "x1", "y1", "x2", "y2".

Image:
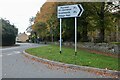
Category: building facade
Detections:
[{"x1": 16, "y1": 32, "x2": 29, "y2": 42}]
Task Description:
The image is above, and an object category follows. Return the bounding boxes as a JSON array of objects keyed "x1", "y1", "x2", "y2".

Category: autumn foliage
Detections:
[{"x1": 32, "y1": 2, "x2": 119, "y2": 42}]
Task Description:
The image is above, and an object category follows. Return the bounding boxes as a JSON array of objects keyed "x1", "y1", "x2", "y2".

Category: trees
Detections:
[
  {"x1": 1, "y1": 18, "x2": 18, "y2": 46},
  {"x1": 107, "y1": 1, "x2": 120, "y2": 42},
  {"x1": 26, "y1": 17, "x2": 35, "y2": 33},
  {"x1": 114, "y1": 11, "x2": 120, "y2": 42},
  {"x1": 33, "y1": 2, "x2": 58, "y2": 41},
  {"x1": 32, "y1": 2, "x2": 118, "y2": 43},
  {"x1": 47, "y1": 15, "x2": 58, "y2": 42},
  {"x1": 91, "y1": 2, "x2": 119, "y2": 42}
]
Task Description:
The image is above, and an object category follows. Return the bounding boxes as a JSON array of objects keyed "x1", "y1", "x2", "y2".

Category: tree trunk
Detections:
[
  {"x1": 52, "y1": 34, "x2": 54, "y2": 42},
  {"x1": 98, "y1": 2, "x2": 105, "y2": 43},
  {"x1": 81, "y1": 22, "x2": 88, "y2": 42},
  {"x1": 116, "y1": 19, "x2": 120, "y2": 42},
  {"x1": 99, "y1": 27, "x2": 105, "y2": 42}
]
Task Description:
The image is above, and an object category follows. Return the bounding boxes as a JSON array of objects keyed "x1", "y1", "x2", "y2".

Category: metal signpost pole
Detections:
[
  {"x1": 60, "y1": 18, "x2": 62, "y2": 54},
  {"x1": 75, "y1": 17, "x2": 77, "y2": 55}
]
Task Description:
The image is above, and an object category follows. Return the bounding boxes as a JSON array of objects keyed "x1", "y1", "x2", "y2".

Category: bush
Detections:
[{"x1": 1, "y1": 19, "x2": 18, "y2": 46}]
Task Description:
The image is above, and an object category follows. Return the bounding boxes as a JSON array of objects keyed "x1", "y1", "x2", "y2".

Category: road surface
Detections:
[{"x1": 1, "y1": 43, "x2": 111, "y2": 78}]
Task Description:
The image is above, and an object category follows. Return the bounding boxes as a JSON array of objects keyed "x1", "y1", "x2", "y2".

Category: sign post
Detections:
[
  {"x1": 57, "y1": 4, "x2": 84, "y2": 54},
  {"x1": 75, "y1": 17, "x2": 77, "y2": 55},
  {"x1": 60, "y1": 18, "x2": 62, "y2": 54}
]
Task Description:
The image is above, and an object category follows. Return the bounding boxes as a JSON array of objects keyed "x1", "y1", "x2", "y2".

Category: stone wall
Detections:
[
  {"x1": 41, "y1": 41, "x2": 120, "y2": 54},
  {"x1": 52, "y1": 42, "x2": 120, "y2": 54}
]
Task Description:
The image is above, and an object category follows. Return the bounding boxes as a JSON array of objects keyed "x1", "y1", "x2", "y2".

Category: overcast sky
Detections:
[{"x1": 0, "y1": 0, "x2": 46, "y2": 33}]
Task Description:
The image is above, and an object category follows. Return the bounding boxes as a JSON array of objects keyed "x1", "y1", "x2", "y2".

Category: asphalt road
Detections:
[{"x1": 1, "y1": 43, "x2": 111, "y2": 78}]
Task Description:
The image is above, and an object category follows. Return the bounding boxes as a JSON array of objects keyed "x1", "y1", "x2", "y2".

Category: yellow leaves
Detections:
[
  {"x1": 33, "y1": 2, "x2": 58, "y2": 37},
  {"x1": 36, "y1": 2, "x2": 57, "y2": 23}
]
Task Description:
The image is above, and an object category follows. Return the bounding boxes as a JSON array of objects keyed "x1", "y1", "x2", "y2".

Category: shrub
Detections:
[{"x1": 1, "y1": 19, "x2": 18, "y2": 46}]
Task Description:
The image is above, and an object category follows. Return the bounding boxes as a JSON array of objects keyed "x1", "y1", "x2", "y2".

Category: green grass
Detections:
[
  {"x1": 26, "y1": 45, "x2": 119, "y2": 71},
  {"x1": 111, "y1": 42, "x2": 120, "y2": 44}
]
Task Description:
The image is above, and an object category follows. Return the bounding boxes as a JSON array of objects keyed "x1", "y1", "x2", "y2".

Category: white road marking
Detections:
[
  {"x1": 7, "y1": 54, "x2": 12, "y2": 56},
  {"x1": 13, "y1": 51, "x2": 21, "y2": 54},
  {"x1": 4, "y1": 51, "x2": 21, "y2": 56}
]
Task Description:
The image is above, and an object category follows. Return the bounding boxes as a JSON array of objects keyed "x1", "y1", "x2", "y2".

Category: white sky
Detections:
[{"x1": 0, "y1": 0, "x2": 46, "y2": 33}]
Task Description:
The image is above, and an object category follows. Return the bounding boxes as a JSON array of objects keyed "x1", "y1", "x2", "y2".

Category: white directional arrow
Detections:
[{"x1": 57, "y1": 4, "x2": 84, "y2": 18}]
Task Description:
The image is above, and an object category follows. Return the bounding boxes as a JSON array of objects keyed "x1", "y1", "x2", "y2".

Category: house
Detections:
[{"x1": 16, "y1": 32, "x2": 29, "y2": 42}]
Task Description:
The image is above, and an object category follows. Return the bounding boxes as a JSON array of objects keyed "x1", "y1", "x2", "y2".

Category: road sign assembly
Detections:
[{"x1": 57, "y1": 4, "x2": 84, "y2": 55}]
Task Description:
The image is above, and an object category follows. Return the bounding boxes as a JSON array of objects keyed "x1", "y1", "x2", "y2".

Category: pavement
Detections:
[{"x1": 1, "y1": 43, "x2": 116, "y2": 78}]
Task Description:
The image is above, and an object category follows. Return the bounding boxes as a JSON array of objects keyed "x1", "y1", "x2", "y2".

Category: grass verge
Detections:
[{"x1": 25, "y1": 45, "x2": 119, "y2": 71}]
